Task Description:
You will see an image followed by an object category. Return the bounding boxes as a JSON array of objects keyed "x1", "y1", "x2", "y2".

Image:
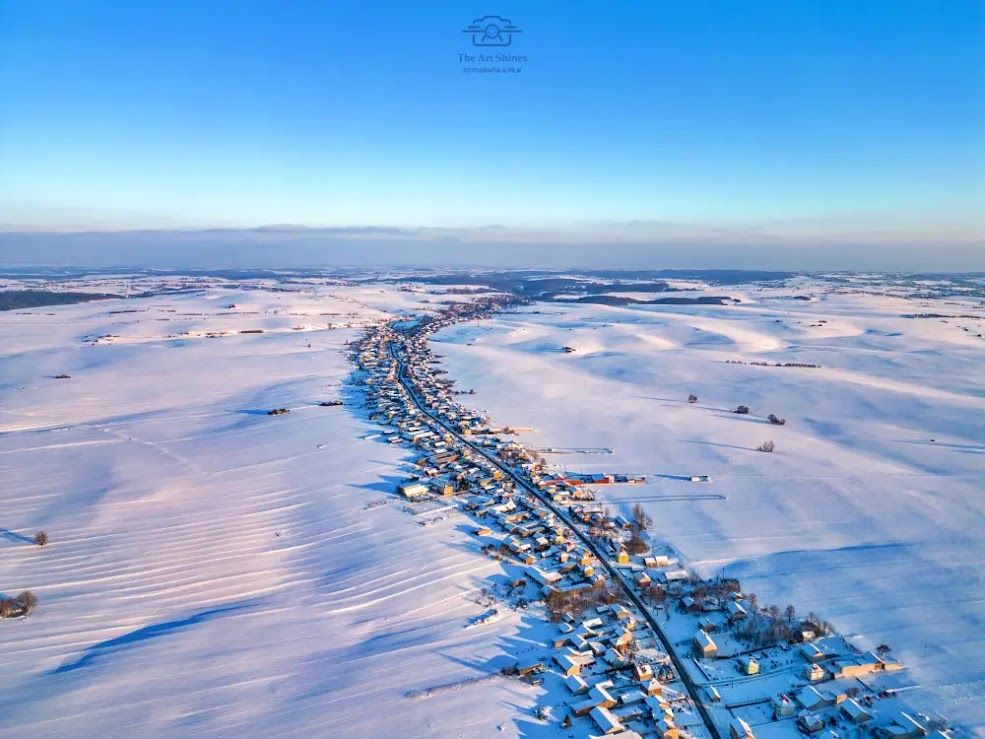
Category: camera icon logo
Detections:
[{"x1": 462, "y1": 15, "x2": 522, "y2": 47}]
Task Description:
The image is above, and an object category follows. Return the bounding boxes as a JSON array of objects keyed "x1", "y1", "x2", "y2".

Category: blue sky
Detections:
[{"x1": 0, "y1": 1, "x2": 983, "y2": 267}]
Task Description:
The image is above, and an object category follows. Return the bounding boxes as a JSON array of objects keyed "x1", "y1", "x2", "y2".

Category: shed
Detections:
[{"x1": 740, "y1": 655, "x2": 760, "y2": 675}]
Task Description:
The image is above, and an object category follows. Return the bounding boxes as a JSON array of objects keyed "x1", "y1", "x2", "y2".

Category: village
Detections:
[{"x1": 349, "y1": 295, "x2": 956, "y2": 739}]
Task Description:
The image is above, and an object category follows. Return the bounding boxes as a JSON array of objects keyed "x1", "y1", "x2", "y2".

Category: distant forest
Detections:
[{"x1": 0, "y1": 290, "x2": 119, "y2": 311}]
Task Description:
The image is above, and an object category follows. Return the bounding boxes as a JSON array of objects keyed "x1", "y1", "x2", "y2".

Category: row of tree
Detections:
[
  {"x1": 3, "y1": 532, "x2": 49, "y2": 621},
  {"x1": 687, "y1": 395, "x2": 787, "y2": 427},
  {"x1": 732, "y1": 601, "x2": 834, "y2": 648},
  {"x1": 545, "y1": 582, "x2": 621, "y2": 623}
]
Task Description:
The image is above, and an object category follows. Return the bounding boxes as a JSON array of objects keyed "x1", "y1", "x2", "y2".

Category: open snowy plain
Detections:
[
  {"x1": 1, "y1": 273, "x2": 983, "y2": 736},
  {"x1": 0, "y1": 280, "x2": 546, "y2": 736}
]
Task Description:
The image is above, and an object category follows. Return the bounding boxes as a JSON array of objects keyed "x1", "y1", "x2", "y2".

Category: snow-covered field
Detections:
[
  {"x1": 2, "y1": 274, "x2": 983, "y2": 735},
  {"x1": 0, "y1": 284, "x2": 542, "y2": 736},
  {"x1": 430, "y1": 281, "x2": 985, "y2": 733}
]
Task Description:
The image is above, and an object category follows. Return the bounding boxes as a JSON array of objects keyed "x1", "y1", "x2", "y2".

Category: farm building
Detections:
[{"x1": 397, "y1": 481, "x2": 429, "y2": 499}]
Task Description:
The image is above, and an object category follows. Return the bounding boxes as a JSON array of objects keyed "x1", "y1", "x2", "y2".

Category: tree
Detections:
[
  {"x1": 768, "y1": 414, "x2": 786, "y2": 425},
  {"x1": 646, "y1": 584, "x2": 667, "y2": 605},
  {"x1": 747, "y1": 593, "x2": 758, "y2": 610},
  {"x1": 0, "y1": 599, "x2": 15, "y2": 618},
  {"x1": 34, "y1": 531, "x2": 49, "y2": 546},
  {"x1": 632, "y1": 502, "x2": 652, "y2": 533},
  {"x1": 785, "y1": 604, "x2": 796, "y2": 623},
  {"x1": 687, "y1": 394, "x2": 698, "y2": 403},
  {"x1": 734, "y1": 405, "x2": 750, "y2": 414},
  {"x1": 627, "y1": 532, "x2": 648, "y2": 555},
  {"x1": 757, "y1": 440, "x2": 775, "y2": 452},
  {"x1": 17, "y1": 591, "x2": 38, "y2": 613}
]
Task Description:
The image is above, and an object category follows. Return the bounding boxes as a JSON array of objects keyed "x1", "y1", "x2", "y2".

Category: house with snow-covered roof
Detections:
[
  {"x1": 841, "y1": 698, "x2": 872, "y2": 724},
  {"x1": 693, "y1": 628, "x2": 717, "y2": 658},
  {"x1": 590, "y1": 705, "x2": 624, "y2": 735},
  {"x1": 729, "y1": 717, "x2": 755, "y2": 739}
]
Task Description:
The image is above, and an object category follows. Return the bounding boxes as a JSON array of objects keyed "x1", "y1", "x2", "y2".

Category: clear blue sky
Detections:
[{"x1": 0, "y1": 1, "x2": 983, "y2": 265}]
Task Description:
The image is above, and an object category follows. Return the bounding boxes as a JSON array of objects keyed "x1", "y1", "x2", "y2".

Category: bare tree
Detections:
[
  {"x1": 687, "y1": 394, "x2": 698, "y2": 403},
  {"x1": 627, "y1": 532, "x2": 648, "y2": 555},
  {"x1": 785, "y1": 604, "x2": 796, "y2": 623},
  {"x1": 734, "y1": 405, "x2": 750, "y2": 414},
  {"x1": 17, "y1": 591, "x2": 38, "y2": 614},
  {"x1": 646, "y1": 584, "x2": 667, "y2": 605},
  {"x1": 632, "y1": 502, "x2": 652, "y2": 533},
  {"x1": 757, "y1": 440, "x2": 775, "y2": 452},
  {"x1": 768, "y1": 414, "x2": 786, "y2": 425},
  {"x1": 34, "y1": 531, "x2": 49, "y2": 546}
]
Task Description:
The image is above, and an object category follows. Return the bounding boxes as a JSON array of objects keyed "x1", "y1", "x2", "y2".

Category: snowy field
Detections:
[
  {"x1": 2, "y1": 274, "x2": 983, "y2": 736},
  {"x1": 430, "y1": 279, "x2": 985, "y2": 733},
  {"x1": 0, "y1": 283, "x2": 544, "y2": 737}
]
